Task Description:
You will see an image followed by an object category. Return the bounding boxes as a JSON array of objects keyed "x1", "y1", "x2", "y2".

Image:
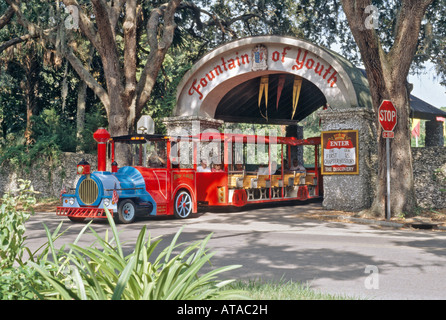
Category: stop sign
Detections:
[{"x1": 378, "y1": 100, "x2": 397, "y2": 132}]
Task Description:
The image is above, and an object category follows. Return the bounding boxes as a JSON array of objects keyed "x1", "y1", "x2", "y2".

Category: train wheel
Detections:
[
  {"x1": 117, "y1": 199, "x2": 136, "y2": 224},
  {"x1": 174, "y1": 190, "x2": 192, "y2": 219}
]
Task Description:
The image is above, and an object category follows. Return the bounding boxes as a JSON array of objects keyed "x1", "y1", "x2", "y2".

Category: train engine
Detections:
[{"x1": 57, "y1": 128, "x2": 157, "y2": 224}]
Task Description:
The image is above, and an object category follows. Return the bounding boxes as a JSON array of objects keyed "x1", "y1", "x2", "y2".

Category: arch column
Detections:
[
  {"x1": 318, "y1": 108, "x2": 377, "y2": 211},
  {"x1": 286, "y1": 124, "x2": 304, "y2": 165},
  {"x1": 425, "y1": 120, "x2": 444, "y2": 147}
]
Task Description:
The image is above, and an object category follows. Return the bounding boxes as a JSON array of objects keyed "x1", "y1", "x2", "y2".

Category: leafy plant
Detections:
[
  {"x1": 0, "y1": 179, "x2": 48, "y2": 300},
  {"x1": 0, "y1": 179, "x2": 36, "y2": 269},
  {"x1": 29, "y1": 208, "x2": 246, "y2": 300}
]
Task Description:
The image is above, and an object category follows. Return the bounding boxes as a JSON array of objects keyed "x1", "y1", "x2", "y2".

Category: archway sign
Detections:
[
  {"x1": 166, "y1": 35, "x2": 376, "y2": 213},
  {"x1": 174, "y1": 36, "x2": 366, "y2": 121}
]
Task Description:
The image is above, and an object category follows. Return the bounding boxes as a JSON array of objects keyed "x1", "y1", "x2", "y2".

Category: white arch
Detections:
[{"x1": 175, "y1": 36, "x2": 359, "y2": 118}]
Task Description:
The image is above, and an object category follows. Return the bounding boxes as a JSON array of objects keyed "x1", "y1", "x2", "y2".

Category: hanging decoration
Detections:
[
  {"x1": 291, "y1": 76, "x2": 302, "y2": 119},
  {"x1": 258, "y1": 75, "x2": 269, "y2": 120},
  {"x1": 411, "y1": 118, "x2": 421, "y2": 147},
  {"x1": 276, "y1": 75, "x2": 286, "y2": 110},
  {"x1": 411, "y1": 118, "x2": 421, "y2": 138}
]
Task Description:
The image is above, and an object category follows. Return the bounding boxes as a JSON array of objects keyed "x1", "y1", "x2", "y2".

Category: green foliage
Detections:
[
  {"x1": 0, "y1": 180, "x2": 66, "y2": 300},
  {"x1": 30, "y1": 211, "x2": 244, "y2": 300},
  {"x1": 0, "y1": 179, "x2": 36, "y2": 270},
  {"x1": 0, "y1": 266, "x2": 37, "y2": 300},
  {"x1": 77, "y1": 107, "x2": 108, "y2": 153},
  {"x1": 8, "y1": 208, "x2": 243, "y2": 300},
  {"x1": 0, "y1": 108, "x2": 76, "y2": 169},
  {"x1": 0, "y1": 179, "x2": 50, "y2": 299},
  {"x1": 0, "y1": 186, "x2": 244, "y2": 300},
  {"x1": 31, "y1": 108, "x2": 75, "y2": 151}
]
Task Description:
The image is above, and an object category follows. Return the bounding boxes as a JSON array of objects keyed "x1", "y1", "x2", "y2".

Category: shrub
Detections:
[
  {"x1": 0, "y1": 179, "x2": 46, "y2": 299},
  {"x1": 29, "y1": 209, "x2": 245, "y2": 300},
  {"x1": 1, "y1": 183, "x2": 244, "y2": 300},
  {"x1": 0, "y1": 179, "x2": 36, "y2": 269}
]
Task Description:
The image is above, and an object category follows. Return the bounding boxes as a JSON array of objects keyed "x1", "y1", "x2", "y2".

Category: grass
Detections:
[{"x1": 228, "y1": 279, "x2": 356, "y2": 300}]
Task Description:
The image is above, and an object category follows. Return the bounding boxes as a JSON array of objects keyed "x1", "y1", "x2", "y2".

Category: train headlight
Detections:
[
  {"x1": 77, "y1": 159, "x2": 91, "y2": 175},
  {"x1": 68, "y1": 197, "x2": 75, "y2": 205},
  {"x1": 103, "y1": 198, "x2": 110, "y2": 207}
]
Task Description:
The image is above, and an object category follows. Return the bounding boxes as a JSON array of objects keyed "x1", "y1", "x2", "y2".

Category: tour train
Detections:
[{"x1": 57, "y1": 128, "x2": 322, "y2": 223}]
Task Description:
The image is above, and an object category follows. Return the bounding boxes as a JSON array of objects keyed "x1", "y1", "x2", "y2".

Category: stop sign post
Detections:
[{"x1": 378, "y1": 100, "x2": 397, "y2": 221}]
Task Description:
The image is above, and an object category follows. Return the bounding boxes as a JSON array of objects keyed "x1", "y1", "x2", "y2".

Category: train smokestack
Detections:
[{"x1": 93, "y1": 128, "x2": 110, "y2": 172}]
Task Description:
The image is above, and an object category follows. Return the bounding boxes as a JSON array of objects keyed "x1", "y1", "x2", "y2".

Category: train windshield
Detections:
[
  {"x1": 145, "y1": 140, "x2": 167, "y2": 168},
  {"x1": 111, "y1": 135, "x2": 167, "y2": 168}
]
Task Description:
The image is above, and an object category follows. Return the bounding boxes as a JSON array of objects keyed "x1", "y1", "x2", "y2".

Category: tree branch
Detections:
[
  {"x1": 90, "y1": 0, "x2": 124, "y2": 103},
  {"x1": 6, "y1": 0, "x2": 110, "y2": 112},
  {"x1": 341, "y1": 0, "x2": 388, "y2": 105},
  {"x1": 124, "y1": 0, "x2": 137, "y2": 91},
  {"x1": 0, "y1": 33, "x2": 37, "y2": 53},
  {"x1": 109, "y1": 0, "x2": 126, "y2": 30},
  {"x1": 62, "y1": 0, "x2": 101, "y2": 50},
  {"x1": 5, "y1": 0, "x2": 38, "y2": 36},
  {"x1": 388, "y1": 0, "x2": 434, "y2": 78},
  {"x1": 64, "y1": 46, "x2": 110, "y2": 112},
  {"x1": 90, "y1": 0, "x2": 117, "y2": 57},
  {"x1": 0, "y1": 5, "x2": 14, "y2": 30},
  {"x1": 136, "y1": 0, "x2": 181, "y2": 115},
  {"x1": 122, "y1": 0, "x2": 138, "y2": 126},
  {"x1": 180, "y1": 1, "x2": 261, "y2": 37}
]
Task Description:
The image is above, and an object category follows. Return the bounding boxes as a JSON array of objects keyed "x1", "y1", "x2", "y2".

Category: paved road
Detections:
[{"x1": 25, "y1": 200, "x2": 446, "y2": 300}]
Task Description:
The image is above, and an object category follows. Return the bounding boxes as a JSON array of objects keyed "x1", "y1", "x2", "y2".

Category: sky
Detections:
[
  {"x1": 330, "y1": 40, "x2": 445, "y2": 110},
  {"x1": 408, "y1": 63, "x2": 446, "y2": 109}
]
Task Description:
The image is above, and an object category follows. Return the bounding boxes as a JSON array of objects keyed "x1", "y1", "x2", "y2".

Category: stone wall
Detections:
[
  {"x1": 412, "y1": 146, "x2": 446, "y2": 209},
  {"x1": 319, "y1": 108, "x2": 378, "y2": 212},
  {"x1": 0, "y1": 152, "x2": 97, "y2": 199}
]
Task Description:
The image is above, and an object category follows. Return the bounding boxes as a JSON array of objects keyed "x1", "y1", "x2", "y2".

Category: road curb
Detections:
[
  {"x1": 336, "y1": 215, "x2": 446, "y2": 231},
  {"x1": 338, "y1": 215, "x2": 405, "y2": 228}
]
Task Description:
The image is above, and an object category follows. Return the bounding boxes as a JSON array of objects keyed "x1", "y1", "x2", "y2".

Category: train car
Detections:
[{"x1": 57, "y1": 128, "x2": 322, "y2": 224}]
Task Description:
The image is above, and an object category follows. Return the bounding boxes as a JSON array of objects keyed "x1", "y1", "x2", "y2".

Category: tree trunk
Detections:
[
  {"x1": 341, "y1": 0, "x2": 433, "y2": 217},
  {"x1": 369, "y1": 81, "x2": 416, "y2": 217},
  {"x1": 76, "y1": 80, "x2": 87, "y2": 152},
  {"x1": 7, "y1": 0, "x2": 181, "y2": 165},
  {"x1": 23, "y1": 55, "x2": 39, "y2": 146},
  {"x1": 76, "y1": 48, "x2": 94, "y2": 152}
]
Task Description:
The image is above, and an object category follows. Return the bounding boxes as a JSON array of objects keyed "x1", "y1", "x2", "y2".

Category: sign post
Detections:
[{"x1": 378, "y1": 100, "x2": 397, "y2": 221}]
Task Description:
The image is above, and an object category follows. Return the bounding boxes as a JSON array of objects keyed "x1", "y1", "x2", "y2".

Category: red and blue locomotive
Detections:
[{"x1": 57, "y1": 128, "x2": 322, "y2": 224}]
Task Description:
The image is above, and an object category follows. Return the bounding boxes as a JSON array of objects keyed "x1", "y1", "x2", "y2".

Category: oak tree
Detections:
[
  {"x1": 5, "y1": 0, "x2": 181, "y2": 165},
  {"x1": 340, "y1": 0, "x2": 435, "y2": 216}
]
